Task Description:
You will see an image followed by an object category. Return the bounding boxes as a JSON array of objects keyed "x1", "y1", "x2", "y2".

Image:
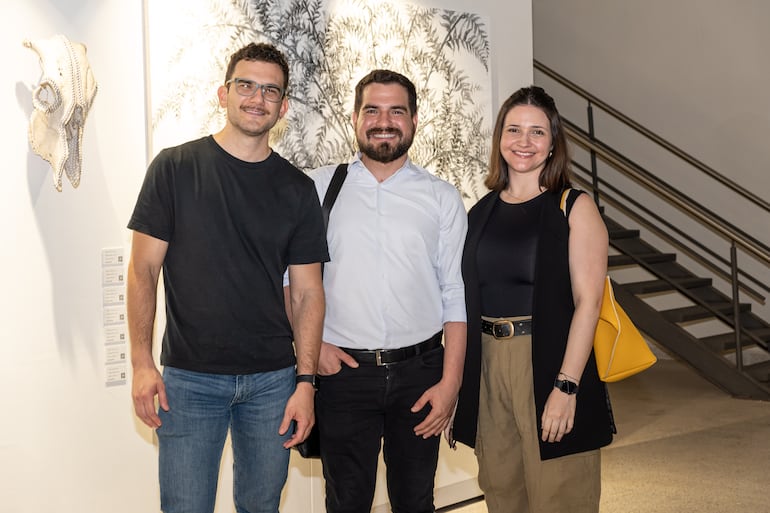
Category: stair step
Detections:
[
  {"x1": 598, "y1": 212, "x2": 770, "y2": 400},
  {"x1": 608, "y1": 228, "x2": 640, "y2": 240},
  {"x1": 622, "y1": 277, "x2": 713, "y2": 294},
  {"x1": 745, "y1": 360, "x2": 770, "y2": 384},
  {"x1": 699, "y1": 328, "x2": 770, "y2": 352},
  {"x1": 608, "y1": 252, "x2": 677, "y2": 267},
  {"x1": 661, "y1": 302, "x2": 752, "y2": 323}
]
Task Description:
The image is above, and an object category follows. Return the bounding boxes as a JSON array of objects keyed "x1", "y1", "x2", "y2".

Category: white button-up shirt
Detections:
[{"x1": 310, "y1": 154, "x2": 467, "y2": 350}]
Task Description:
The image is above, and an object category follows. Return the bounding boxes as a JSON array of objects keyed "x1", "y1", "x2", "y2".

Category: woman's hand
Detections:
[{"x1": 540, "y1": 388, "x2": 576, "y2": 442}]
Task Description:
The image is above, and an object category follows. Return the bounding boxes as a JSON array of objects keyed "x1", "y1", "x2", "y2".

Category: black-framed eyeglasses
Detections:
[{"x1": 225, "y1": 78, "x2": 285, "y2": 102}]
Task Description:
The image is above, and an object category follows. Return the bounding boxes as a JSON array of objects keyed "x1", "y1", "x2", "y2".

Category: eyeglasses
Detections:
[{"x1": 225, "y1": 78, "x2": 285, "y2": 102}]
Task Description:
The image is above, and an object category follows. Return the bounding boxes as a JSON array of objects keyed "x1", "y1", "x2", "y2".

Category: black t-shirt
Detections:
[
  {"x1": 128, "y1": 136, "x2": 329, "y2": 374},
  {"x1": 476, "y1": 193, "x2": 545, "y2": 317}
]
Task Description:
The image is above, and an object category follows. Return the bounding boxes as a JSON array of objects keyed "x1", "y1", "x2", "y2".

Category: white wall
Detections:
[{"x1": 1, "y1": 1, "x2": 531, "y2": 512}]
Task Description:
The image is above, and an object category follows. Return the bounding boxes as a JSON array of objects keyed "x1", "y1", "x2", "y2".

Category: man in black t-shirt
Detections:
[{"x1": 127, "y1": 43, "x2": 328, "y2": 513}]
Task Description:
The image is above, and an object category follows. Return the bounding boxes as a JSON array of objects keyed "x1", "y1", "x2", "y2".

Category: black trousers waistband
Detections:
[
  {"x1": 341, "y1": 331, "x2": 443, "y2": 366},
  {"x1": 481, "y1": 318, "x2": 532, "y2": 339}
]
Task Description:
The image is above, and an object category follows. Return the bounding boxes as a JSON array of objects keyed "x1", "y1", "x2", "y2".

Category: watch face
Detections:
[{"x1": 555, "y1": 378, "x2": 578, "y2": 394}]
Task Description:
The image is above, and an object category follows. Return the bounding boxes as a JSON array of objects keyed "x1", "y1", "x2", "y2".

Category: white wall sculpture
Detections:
[{"x1": 24, "y1": 34, "x2": 98, "y2": 191}]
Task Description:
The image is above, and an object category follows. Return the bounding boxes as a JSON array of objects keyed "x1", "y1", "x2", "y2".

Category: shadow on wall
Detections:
[{"x1": 17, "y1": 78, "x2": 123, "y2": 372}]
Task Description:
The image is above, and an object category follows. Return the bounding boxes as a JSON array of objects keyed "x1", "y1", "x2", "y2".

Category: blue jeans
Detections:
[
  {"x1": 157, "y1": 365, "x2": 294, "y2": 513},
  {"x1": 317, "y1": 345, "x2": 444, "y2": 513}
]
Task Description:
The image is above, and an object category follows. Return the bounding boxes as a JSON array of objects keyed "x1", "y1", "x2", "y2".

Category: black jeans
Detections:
[{"x1": 317, "y1": 345, "x2": 444, "y2": 513}]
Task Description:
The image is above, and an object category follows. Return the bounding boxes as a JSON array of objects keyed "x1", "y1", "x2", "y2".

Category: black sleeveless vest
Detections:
[{"x1": 454, "y1": 189, "x2": 615, "y2": 460}]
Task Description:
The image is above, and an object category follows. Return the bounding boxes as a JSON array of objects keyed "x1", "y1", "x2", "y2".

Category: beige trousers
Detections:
[{"x1": 476, "y1": 317, "x2": 601, "y2": 513}]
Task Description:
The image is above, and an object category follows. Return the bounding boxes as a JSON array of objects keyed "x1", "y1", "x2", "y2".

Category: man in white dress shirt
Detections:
[{"x1": 307, "y1": 69, "x2": 467, "y2": 513}]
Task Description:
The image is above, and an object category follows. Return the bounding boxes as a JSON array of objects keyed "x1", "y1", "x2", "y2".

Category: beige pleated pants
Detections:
[{"x1": 476, "y1": 316, "x2": 601, "y2": 513}]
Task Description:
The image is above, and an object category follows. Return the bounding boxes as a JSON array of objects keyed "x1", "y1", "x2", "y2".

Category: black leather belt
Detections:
[
  {"x1": 341, "y1": 331, "x2": 443, "y2": 366},
  {"x1": 481, "y1": 318, "x2": 532, "y2": 339}
]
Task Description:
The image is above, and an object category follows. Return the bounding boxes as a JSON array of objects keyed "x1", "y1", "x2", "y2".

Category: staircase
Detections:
[
  {"x1": 604, "y1": 213, "x2": 770, "y2": 400},
  {"x1": 533, "y1": 59, "x2": 770, "y2": 401}
]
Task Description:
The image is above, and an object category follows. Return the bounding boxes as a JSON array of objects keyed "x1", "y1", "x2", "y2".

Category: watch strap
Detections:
[
  {"x1": 296, "y1": 374, "x2": 318, "y2": 389},
  {"x1": 554, "y1": 377, "x2": 579, "y2": 395}
]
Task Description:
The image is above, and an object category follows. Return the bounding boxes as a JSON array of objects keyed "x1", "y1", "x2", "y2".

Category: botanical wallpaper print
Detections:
[{"x1": 147, "y1": 0, "x2": 491, "y2": 201}]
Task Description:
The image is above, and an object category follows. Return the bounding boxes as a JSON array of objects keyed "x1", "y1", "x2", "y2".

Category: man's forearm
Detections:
[
  {"x1": 291, "y1": 288, "x2": 325, "y2": 375},
  {"x1": 440, "y1": 321, "x2": 467, "y2": 389},
  {"x1": 127, "y1": 262, "x2": 159, "y2": 369}
]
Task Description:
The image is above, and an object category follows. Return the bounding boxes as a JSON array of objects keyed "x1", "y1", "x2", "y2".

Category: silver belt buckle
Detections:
[
  {"x1": 493, "y1": 320, "x2": 514, "y2": 339},
  {"x1": 375, "y1": 349, "x2": 384, "y2": 366}
]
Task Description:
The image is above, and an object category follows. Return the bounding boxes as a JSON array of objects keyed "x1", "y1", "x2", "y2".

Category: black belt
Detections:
[
  {"x1": 341, "y1": 331, "x2": 443, "y2": 366},
  {"x1": 481, "y1": 318, "x2": 532, "y2": 339}
]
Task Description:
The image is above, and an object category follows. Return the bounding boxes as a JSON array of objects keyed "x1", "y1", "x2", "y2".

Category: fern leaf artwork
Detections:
[{"x1": 146, "y1": 0, "x2": 492, "y2": 203}]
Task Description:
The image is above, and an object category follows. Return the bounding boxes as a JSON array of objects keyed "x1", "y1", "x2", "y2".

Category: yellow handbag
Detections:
[
  {"x1": 561, "y1": 189, "x2": 657, "y2": 382},
  {"x1": 593, "y1": 276, "x2": 657, "y2": 381}
]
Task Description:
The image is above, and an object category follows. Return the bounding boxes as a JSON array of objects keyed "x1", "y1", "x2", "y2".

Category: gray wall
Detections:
[
  {"x1": 533, "y1": 0, "x2": 769, "y2": 199},
  {"x1": 533, "y1": 1, "x2": 770, "y2": 320}
]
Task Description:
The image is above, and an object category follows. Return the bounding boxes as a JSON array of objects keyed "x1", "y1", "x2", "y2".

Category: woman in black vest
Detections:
[{"x1": 452, "y1": 86, "x2": 615, "y2": 512}]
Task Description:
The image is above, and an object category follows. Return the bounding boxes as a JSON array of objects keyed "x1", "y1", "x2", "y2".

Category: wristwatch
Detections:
[
  {"x1": 553, "y1": 378, "x2": 579, "y2": 395},
  {"x1": 296, "y1": 374, "x2": 318, "y2": 389}
]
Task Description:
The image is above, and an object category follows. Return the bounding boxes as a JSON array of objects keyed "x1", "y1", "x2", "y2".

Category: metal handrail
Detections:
[
  {"x1": 570, "y1": 161, "x2": 769, "y2": 302},
  {"x1": 565, "y1": 120, "x2": 770, "y2": 269},
  {"x1": 535, "y1": 59, "x2": 770, "y2": 213},
  {"x1": 533, "y1": 60, "x2": 770, "y2": 368}
]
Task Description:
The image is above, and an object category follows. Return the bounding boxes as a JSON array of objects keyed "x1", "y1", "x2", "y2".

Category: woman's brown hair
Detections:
[{"x1": 485, "y1": 86, "x2": 571, "y2": 193}]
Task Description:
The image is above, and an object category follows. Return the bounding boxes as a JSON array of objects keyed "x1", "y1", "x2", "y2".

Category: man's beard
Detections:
[{"x1": 358, "y1": 128, "x2": 413, "y2": 163}]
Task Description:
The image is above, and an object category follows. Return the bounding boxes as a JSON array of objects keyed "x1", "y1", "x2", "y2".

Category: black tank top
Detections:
[{"x1": 476, "y1": 192, "x2": 545, "y2": 317}]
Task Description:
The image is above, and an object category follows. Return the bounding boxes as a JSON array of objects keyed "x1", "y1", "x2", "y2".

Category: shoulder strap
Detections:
[
  {"x1": 559, "y1": 187, "x2": 582, "y2": 218},
  {"x1": 321, "y1": 164, "x2": 348, "y2": 230}
]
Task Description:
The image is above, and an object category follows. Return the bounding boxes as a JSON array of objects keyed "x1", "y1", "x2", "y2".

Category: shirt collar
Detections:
[{"x1": 350, "y1": 152, "x2": 413, "y2": 180}]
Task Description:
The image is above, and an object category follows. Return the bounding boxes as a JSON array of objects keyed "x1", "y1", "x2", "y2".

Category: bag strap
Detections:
[
  {"x1": 321, "y1": 163, "x2": 348, "y2": 230},
  {"x1": 559, "y1": 187, "x2": 582, "y2": 218}
]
